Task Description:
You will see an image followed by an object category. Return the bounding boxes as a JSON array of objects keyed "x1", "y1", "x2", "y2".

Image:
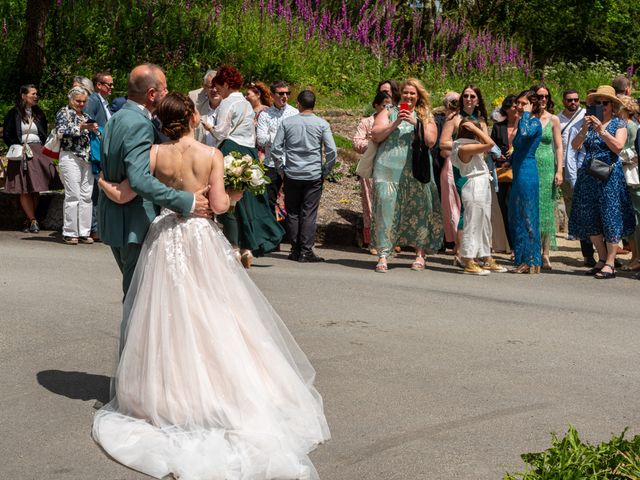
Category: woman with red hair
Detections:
[{"x1": 212, "y1": 65, "x2": 284, "y2": 267}]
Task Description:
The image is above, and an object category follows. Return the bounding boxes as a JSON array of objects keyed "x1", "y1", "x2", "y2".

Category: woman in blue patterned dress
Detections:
[
  {"x1": 508, "y1": 90, "x2": 543, "y2": 273},
  {"x1": 569, "y1": 85, "x2": 635, "y2": 279},
  {"x1": 370, "y1": 78, "x2": 443, "y2": 272}
]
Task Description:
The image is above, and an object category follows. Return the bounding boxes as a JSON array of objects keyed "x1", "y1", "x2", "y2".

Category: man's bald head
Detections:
[{"x1": 127, "y1": 63, "x2": 167, "y2": 111}]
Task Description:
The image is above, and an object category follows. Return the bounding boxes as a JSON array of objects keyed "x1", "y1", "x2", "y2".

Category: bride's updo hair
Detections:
[{"x1": 156, "y1": 92, "x2": 195, "y2": 140}]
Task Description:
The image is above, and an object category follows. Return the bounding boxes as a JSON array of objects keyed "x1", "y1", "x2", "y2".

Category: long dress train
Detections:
[{"x1": 93, "y1": 210, "x2": 330, "y2": 480}]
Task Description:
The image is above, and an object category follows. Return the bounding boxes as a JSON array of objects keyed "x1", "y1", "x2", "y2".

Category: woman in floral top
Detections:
[{"x1": 55, "y1": 86, "x2": 99, "y2": 245}]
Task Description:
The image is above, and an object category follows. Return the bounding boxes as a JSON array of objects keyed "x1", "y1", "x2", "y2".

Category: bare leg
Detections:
[{"x1": 19, "y1": 193, "x2": 36, "y2": 220}]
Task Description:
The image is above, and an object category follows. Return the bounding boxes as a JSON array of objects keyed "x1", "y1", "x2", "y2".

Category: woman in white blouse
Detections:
[{"x1": 211, "y1": 65, "x2": 284, "y2": 268}]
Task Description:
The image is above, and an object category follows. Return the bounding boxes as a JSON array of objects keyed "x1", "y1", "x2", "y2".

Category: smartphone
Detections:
[
  {"x1": 399, "y1": 102, "x2": 409, "y2": 111},
  {"x1": 85, "y1": 119, "x2": 97, "y2": 124},
  {"x1": 586, "y1": 104, "x2": 604, "y2": 122}
]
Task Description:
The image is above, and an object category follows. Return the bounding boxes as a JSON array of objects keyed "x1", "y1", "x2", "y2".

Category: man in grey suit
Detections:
[{"x1": 98, "y1": 63, "x2": 209, "y2": 295}]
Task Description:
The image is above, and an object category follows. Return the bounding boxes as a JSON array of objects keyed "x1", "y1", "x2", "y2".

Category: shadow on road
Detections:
[{"x1": 37, "y1": 370, "x2": 110, "y2": 404}]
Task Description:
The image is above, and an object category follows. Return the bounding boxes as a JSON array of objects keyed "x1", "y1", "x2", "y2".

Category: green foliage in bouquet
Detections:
[{"x1": 223, "y1": 151, "x2": 270, "y2": 196}]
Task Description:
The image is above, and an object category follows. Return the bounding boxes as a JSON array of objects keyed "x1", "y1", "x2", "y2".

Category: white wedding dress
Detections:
[{"x1": 93, "y1": 209, "x2": 330, "y2": 480}]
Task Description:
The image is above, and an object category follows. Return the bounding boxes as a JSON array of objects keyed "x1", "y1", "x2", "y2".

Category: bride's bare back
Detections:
[
  {"x1": 151, "y1": 138, "x2": 229, "y2": 214},
  {"x1": 151, "y1": 140, "x2": 214, "y2": 193}
]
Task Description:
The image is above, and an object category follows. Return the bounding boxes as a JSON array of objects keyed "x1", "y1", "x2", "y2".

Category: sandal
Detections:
[
  {"x1": 452, "y1": 256, "x2": 463, "y2": 268},
  {"x1": 620, "y1": 260, "x2": 640, "y2": 271},
  {"x1": 594, "y1": 263, "x2": 615, "y2": 279},
  {"x1": 375, "y1": 259, "x2": 388, "y2": 273},
  {"x1": 585, "y1": 260, "x2": 605, "y2": 276},
  {"x1": 241, "y1": 250, "x2": 253, "y2": 269},
  {"x1": 509, "y1": 264, "x2": 540, "y2": 274},
  {"x1": 542, "y1": 255, "x2": 552, "y2": 270},
  {"x1": 410, "y1": 256, "x2": 425, "y2": 271}
]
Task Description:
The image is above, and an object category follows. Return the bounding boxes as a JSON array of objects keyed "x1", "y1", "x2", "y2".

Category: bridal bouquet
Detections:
[{"x1": 223, "y1": 151, "x2": 270, "y2": 197}]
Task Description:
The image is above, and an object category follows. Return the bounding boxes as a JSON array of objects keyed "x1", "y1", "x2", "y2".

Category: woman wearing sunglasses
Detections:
[
  {"x1": 530, "y1": 83, "x2": 564, "y2": 269},
  {"x1": 569, "y1": 85, "x2": 635, "y2": 279}
]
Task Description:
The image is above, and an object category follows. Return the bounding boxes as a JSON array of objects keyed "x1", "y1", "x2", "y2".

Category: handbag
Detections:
[
  {"x1": 7, "y1": 115, "x2": 34, "y2": 161},
  {"x1": 587, "y1": 158, "x2": 614, "y2": 182},
  {"x1": 620, "y1": 147, "x2": 639, "y2": 187},
  {"x1": 355, "y1": 140, "x2": 377, "y2": 178},
  {"x1": 411, "y1": 118, "x2": 431, "y2": 184},
  {"x1": 496, "y1": 165, "x2": 513, "y2": 182},
  {"x1": 42, "y1": 129, "x2": 62, "y2": 159}
]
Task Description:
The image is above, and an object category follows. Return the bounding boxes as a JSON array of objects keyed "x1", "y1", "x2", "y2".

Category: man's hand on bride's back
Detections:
[{"x1": 194, "y1": 185, "x2": 212, "y2": 217}]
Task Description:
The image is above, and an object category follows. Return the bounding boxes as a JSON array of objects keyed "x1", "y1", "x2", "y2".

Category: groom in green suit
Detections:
[{"x1": 98, "y1": 64, "x2": 210, "y2": 295}]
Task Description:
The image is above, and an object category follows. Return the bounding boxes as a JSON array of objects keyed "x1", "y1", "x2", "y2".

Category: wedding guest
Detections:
[
  {"x1": 431, "y1": 91, "x2": 460, "y2": 202},
  {"x1": 490, "y1": 94, "x2": 518, "y2": 250},
  {"x1": 569, "y1": 85, "x2": 634, "y2": 279},
  {"x1": 212, "y1": 65, "x2": 284, "y2": 267},
  {"x1": 55, "y1": 87, "x2": 99, "y2": 245},
  {"x1": 72, "y1": 76, "x2": 94, "y2": 95},
  {"x1": 509, "y1": 90, "x2": 543, "y2": 274},
  {"x1": 352, "y1": 91, "x2": 391, "y2": 253},
  {"x1": 616, "y1": 96, "x2": 640, "y2": 272},
  {"x1": 196, "y1": 75, "x2": 222, "y2": 146},
  {"x1": 84, "y1": 70, "x2": 114, "y2": 241},
  {"x1": 272, "y1": 90, "x2": 337, "y2": 262},
  {"x1": 531, "y1": 83, "x2": 563, "y2": 269},
  {"x1": 256, "y1": 80, "x2": 299, "y2": 216},
  {"x1": 452, "y1": 119, "x2": 507, "y2": 275},
  {"x1": 564, "y1": 89, "x2": 597, "y2": 266},
  {"x1": 245, "y1": 81, "x2": 272, "y2": 161},
  {"x1": 377, "y1": 79, "x2": 401, "y2": 106},
  {"x1": 2, "y1": 84, "x2": 62, "y2": 233},
  {"x1": 370, "y1": 78, "x2": 443, "y2": 272}
]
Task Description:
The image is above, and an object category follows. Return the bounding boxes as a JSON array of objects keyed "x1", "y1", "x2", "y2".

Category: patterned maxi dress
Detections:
[
  {"x1": 535, "y1": 121, "x2": 557, "y2": 249},
  {"x1": 569, "y1": 117, "x2": 635, "y2": 243},
  {"x1": 371, "y1": 108, "x2": 443, "y2": 258},
  {"x1": 508, "y1": 112, "x2": 542, "y2": 267}
]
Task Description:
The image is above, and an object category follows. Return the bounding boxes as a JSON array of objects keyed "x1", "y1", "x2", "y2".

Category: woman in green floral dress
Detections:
[{"x1": 370, "y1": 78, "x2": 443, "y2": 272}]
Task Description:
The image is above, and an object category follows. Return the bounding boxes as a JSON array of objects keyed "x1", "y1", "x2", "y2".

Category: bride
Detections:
[{"x1": 93, "y1": 92, "x2": 330, "y2": 480}]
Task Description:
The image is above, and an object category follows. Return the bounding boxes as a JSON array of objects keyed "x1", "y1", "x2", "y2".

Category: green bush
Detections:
[{"x1": 504, "y1": 425, "x2": 640, "y2": 480}]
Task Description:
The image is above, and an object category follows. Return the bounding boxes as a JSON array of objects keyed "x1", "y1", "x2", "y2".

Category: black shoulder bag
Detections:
[{"x1": 411, "y1": 118, "x2": 431, "y2": 184}]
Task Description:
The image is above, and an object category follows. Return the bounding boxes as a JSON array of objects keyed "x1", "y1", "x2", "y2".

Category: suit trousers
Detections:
[
  {"x1": 110, "y1": 243, "x2": 143, "y2": 299},
  {"x1": 283, "y1": 177, "x2": 323, "y2": 255},
  {"x1": 58, "y1": 152, "x2": 94, "y2": 238}
]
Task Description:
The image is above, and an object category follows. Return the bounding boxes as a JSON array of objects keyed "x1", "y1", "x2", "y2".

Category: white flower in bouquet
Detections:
[
  {"x1": 249, "y1": 166, "x2": 265, "y2": 187},
  {"x1": 223, "y1": 151, "x2": 271, "y2": 196}
]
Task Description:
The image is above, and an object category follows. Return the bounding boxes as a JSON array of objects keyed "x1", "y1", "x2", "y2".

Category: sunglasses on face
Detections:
[
  {"x1": 595, "y1": 100, "x2": 611, "y2": 106},
  {"x1": 537, "y1": 94, "x2": 549, "y2": 99},
  {"x1": 100, "y1": 82, "x2": 114, "y2": 88},
  {"x1": 565, "y1": 98, "x2": 579, "y2": 103},
  {"x1": 463, "y1": 94, "x2": 476, "y2": 99},
  {"x1": 275, "y1": 91, "x2": 290, "y2": 96}
]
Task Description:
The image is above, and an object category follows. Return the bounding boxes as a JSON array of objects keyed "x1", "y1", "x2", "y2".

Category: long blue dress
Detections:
[
  {"x1": 568, "y1": 117, "x2": 635, "y2": 243},
  {"x1": 508, "y1": 112, "x2": 542, "y2": 267}
]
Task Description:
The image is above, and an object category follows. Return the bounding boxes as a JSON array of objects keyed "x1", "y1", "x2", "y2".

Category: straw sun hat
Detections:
[{"x1": 586, "y1": 85, "x2": 622, "y2": 106}]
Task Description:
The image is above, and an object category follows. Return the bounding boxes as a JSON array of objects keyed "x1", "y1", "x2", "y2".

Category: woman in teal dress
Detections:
[
  {"x1": 370, "y1": 78, "x2": 443, "y2": 272},
  {"x1": 531, "y1": 84, "x2": 564, "y2": 269}
]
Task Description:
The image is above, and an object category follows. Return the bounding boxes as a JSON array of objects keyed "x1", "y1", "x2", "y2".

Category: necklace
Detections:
[{"x1": 174, "y1": 138, "x2": 197, "y2": 154}]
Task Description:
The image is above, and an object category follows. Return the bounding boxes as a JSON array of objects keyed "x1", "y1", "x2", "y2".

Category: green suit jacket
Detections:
[{"x1": 97, "y1": 101, "x2": 193, "y2": 247}]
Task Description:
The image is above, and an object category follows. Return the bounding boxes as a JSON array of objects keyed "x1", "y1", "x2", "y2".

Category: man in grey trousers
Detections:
[{"x1": 271, "y1": 90, "x2": 337, "y2": 262}]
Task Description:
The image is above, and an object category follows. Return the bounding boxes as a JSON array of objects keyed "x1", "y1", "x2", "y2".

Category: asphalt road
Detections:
[{"x1": 2, "y1": 230, "x2": 639, "y2": 480}]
